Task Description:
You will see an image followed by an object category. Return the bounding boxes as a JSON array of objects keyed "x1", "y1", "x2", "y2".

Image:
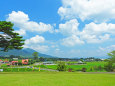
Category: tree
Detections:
[
  {"x1": 32, "y1": 52, "x2": 38, "y2": 60},
  {"x1": 39, "y1": 57, "x2": 45, "y2": 62},
  {"x1": 108, "y1": 50, "x2": 115, "y2": 63},
  {"x1": 0, "y1": 21, "x2": 24, "y2": 51},
  {"x1": 104, "y1": 62, "x2": 113, "y2": 72},
  {"x1": 81, "y1": 67, "x2": 87, "y2": 72},
  {"x1": 57, "y1": 62, "x2": 66, "y2": 71},
  {"x1": 104, "y1": 50, "x2": 115, "y2": 71}
]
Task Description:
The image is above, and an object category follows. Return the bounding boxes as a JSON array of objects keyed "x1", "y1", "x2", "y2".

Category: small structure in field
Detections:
[
  {"x1": 77, "y1": 60, "x2": 85, "y2": 64},
  {"x1": 11, "y1": 61, "x2": 18, "y2": 65},
  {"x1": 43, "y1": 61, "x2": 55, "y2": 65},
  {"x1": 13, "y1": 58, "x2": 18, "y2": 60},
  {"x1": 7, "y1": 64, "x2": 11, "y2": 66},
  {"x1": 22, "y1": 59, "x2": 29, "y2": 65},
  {"x1": 0, "y1": 59, "x2": 3, "y2": 63},
  {"x1": 4, "y1": 61, "x2": 9, "y2": 63}
]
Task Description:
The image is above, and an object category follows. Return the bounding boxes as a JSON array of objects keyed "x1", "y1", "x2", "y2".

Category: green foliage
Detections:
[
  {"x1": 104, "y1": 62, "x2": 114, "y2": 72},
  {"x1": 46, "y1": 61, "x2": 106, "y2": 72},
  {"x1": 32, "y1": 52, "x2": 39, "y2": 60},
  {"x1": 0, "y1": 68, "x2": 40, "y2": 72},
  {"x1": 28, "y1": 59, "x2": 36, "y2": 65},
  {"x1": 1, "y1": 64, "x2": 7, "y2": 67},
  {"x1": 39, "y1": 57, "x2": 45, "y2": 62},
  {"x1": 98, "y1": 65, "x2": 103, "y2": 71},
  {"x1": 108, "y1": 50, "x2": 115, "y2": 63},
  {"x1": 105, "y1": 50, "x2": 115, "y2": 71},
  {"x1": 0, "y1": 21, "x2": 25, "y2": 51},
  {"x1": 81, "y1": 67, "x2": 87, "y2": 72},
  {"x1": 18, "y1": 60, "x2": 22, "y2": 65},
  {"x1": 57, "y1": 62, "x2": 66, "y2": 71}
]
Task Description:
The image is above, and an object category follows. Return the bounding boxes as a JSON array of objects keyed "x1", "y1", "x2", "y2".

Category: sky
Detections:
[{"x1": 1, "y1": 0, "x2": 115, "y2": 58}]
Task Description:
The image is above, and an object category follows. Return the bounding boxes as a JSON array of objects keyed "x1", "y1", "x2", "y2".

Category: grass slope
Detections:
[{"x1": 0, "y1": 72, "x2": 115, "y2": 86}]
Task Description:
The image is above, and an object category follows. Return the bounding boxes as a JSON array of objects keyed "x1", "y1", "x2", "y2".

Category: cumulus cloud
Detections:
[
  {"x1": 80, "y1": 22, "x2": 115, "y2": 43},
  {"x1": 59, "y1": 19, "x2": 79, "y2": 36},
  {"x1": 24, "y1": 44, "x2": 49, "y2": 53},
  {"x1": 25, "y1": 35, "x2": 45, "y2": 45},
  {"x1": 24, "y1": 35, "x2": 49, "y2": 53},
  {"x1": 59, "y1": 19, "x2": 115, "y2": 46},
  {"x1": 7, "y1": 11, "x2": 54, "y2": 35},
  {"x1": 15, "y1": 29, "x2": 26, "y2": 36},
  {"x1": 61, "y1": 35, "x2": 84, "y2": 46},
  {"x1": 58, "y1": 0, "x2": 115, "y2": 22}
]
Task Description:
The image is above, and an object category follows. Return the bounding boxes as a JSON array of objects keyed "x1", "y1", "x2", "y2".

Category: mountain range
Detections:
[{"x1": 0, "y1": 48, "x2": 55, "y2": 58}]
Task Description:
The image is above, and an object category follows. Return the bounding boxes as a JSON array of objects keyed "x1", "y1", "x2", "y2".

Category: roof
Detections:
[
  {"x1": 11, "y1": 61, "x2": 18, "y2": 63},
  {"x1": 22, "y1": 59, "x2": 29, "y2": 64},
  {"x1": 4, "y1": 61, "x2": 9, "y2": 62},
  {"x1": 7, "y1": 64, "x2": 11, "y2": 65}
]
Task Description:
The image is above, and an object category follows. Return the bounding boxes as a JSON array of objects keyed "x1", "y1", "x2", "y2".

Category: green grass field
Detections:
[
  {"x1": 45, "y1": 61, "x2": 106, "y2": 72},
  {"x1": 0, "y1": 72, "x2": 115, "y2": 86}
]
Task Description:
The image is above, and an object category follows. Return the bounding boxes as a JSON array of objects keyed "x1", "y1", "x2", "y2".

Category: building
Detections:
[
  {"x1": 0, "y1": 59, "x2": 3, "y2": 63},
  {"x1": 11, "y1": 61, "x2": 18, "y2": 65},
  {"x1": 4, "y1": 61, "x2": 9, "y2": 63},
  {"x1": 22, "y1": 59, "x2": 29, "y2": 65},
  {"x1": 43, "y1": 61, "x2": 55, "y2": 65},
  {"x1": 7, "y1": 64, "x2": 11, "y2": 66}
]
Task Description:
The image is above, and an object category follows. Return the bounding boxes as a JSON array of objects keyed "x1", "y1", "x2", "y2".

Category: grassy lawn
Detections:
[{"x1": 0, "y1": 72, "x2": 115, "y2": 86}]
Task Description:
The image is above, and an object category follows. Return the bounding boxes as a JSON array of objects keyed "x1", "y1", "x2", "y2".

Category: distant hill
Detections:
[{"x1": 0, "y1": 48, "x2": 55, "y2": 58}]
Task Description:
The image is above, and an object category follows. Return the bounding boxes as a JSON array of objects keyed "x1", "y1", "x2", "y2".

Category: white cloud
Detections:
[
  {"x1": 24, "y1": 44, "x2": 49, "y2": 53},
  {"x1": 25, "y1": 35, "x2": 45, "y2": 45},
  {"x1": 61, "y1": 35, "x2": 84, "y2": 46},
  {"x1": 98, "y1": 45, "x2": 115, "y2": 56},
  {"x1": 80, "y1": 22, "x2": 115, "y2": 43},
  {"x1": 58, "y1": 0, "x2": 115, "y2": 22},
  {"x1": 81, "y1": 22, "x2": 115, "y2": 35},
  {"x1": 59, "y1": 19, "x2": 115, "y2": 45},
  {"x1": 24, "y1": 35, "x2": 49, "y2": 53},
  {"x1": 59, "y1": 19, "x2": 79, "y2": 36},
  {"x1": 15, "y1": 29, "x2": 26, "y2": 36},
  {"x1": 7, "y1": 11, "x2": 54, "y2": 34}
]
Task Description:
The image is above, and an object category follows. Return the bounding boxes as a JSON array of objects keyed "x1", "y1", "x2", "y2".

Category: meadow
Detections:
[
  {"x1": 0, "y1": 72, "x2": 115, "y2": 86},
  {"x1": 45, "y1": 61, "x2": 107, "y2": 72}
]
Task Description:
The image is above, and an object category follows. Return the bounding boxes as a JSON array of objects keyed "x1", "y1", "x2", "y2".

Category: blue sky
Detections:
[{"x1": 1, "y1": 0, "x2": 115, "y2": 58}]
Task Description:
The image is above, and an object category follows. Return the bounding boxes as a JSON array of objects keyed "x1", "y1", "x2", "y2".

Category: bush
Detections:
[
  {"x1": 98, "y1": 65, "x2": 103, "y2": 71},
  {"x1": 68, "y1": 68, "x2": 73, "y2": 72},
  {"x1": 90, "y1": 67, "x2": 93, "y2": 71},
  {"x1": 57, "y1": 62, "x2": 66, "y2": 71},
  {"x1": 104, "y1": 62, "x2": 114, "y2": 72},
  {"x1": 81, "y1": 67, "x2": 87, "y2": 72},
  {"x1": 93, "y1": 66, "x2": 98, "y2": 71}
]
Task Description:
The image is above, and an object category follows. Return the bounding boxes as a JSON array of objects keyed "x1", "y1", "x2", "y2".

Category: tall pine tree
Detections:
[{"x1": 0, "y1": 21, "x2": 24, "y2": 51}]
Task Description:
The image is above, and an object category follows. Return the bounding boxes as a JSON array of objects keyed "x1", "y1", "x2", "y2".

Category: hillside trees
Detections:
[{"x1": 0, "y1": 21, "x2": 24, "y2": 51}]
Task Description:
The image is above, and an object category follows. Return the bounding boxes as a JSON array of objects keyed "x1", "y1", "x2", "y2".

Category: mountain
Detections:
[{"x1": 0, "y1": 48, "x2": 55, "y2": 58}]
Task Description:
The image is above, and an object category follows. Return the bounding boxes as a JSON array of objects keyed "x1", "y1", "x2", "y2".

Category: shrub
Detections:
[
  {"x1": 98, "y1": 65, "x2": 103, "y2": 71},
  {"x1": 90, "y1": 67, "x2": 93, "y2": 71},
  {"x1": 68, "y1": 68, "x2": 72, "y2": 72},
  {"x1": 104, "y1": 62, "x2": 114, "y2": 72},
  {"x1": 93, "y1": 66, "x2": 98, "y2": 71},
  {"x1": 57, "y1": 62, "x2": 66, "y2": 71},
  {"x1": 82, "y1": 67, "x2": 87, "y2": 72}
]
